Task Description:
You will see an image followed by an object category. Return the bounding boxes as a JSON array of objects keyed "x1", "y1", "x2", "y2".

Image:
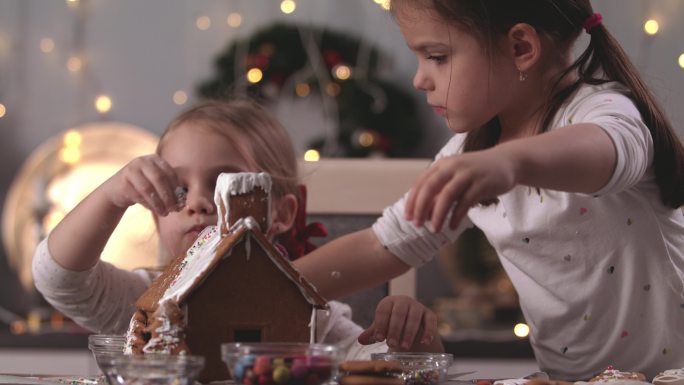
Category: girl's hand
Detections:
[
  {"x1": 358, "y1": 295, "x2": 439, "y2": 352},
  {"x1": 104, "y1": 155, "x2": 181, "y2": 216},
  {"x1": 405, "y1": 148, "x2": 518, "y2": 232}
]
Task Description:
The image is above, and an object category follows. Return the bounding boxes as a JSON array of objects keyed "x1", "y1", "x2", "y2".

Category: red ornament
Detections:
[
  {"x1": 277, "y1": 185, "x2": 328, "y2": 260},
  {"x1": 254, "y1": 54, "x2": 270, "y2": 69},
  {"x1": 322, "y1": 49, "x2": 341, "y2": 68},
  {"x1": 375, "y1": 134, "x2": 392, "y2": 153}
]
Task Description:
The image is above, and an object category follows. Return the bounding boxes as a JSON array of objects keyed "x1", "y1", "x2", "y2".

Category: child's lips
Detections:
[
  {"x1": 186, "y1": 225, "x2": 208, "y2": 235},
  {"x1": 432, "y1": 106, "x2": 446, "y2": 116}
]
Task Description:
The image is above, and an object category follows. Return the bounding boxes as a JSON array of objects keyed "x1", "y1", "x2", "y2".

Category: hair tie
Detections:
[
  {"x1": 582, "y1": 12, "x2": 603, "y2": 33},
  {"x1": 277, "y1": 184, "x2": 328, "y2": 260}
]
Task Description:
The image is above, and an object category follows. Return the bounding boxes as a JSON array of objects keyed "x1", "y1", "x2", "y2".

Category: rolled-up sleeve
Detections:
[
  {"x1": 372, "y1": 193, "x2": 471, "y2": 267},
  {"x1": 32, "y1": 237, "x2": 152, "y2": 334},
  {"x1": 371, "y1": 134, "x2": 473, "y2": 267}
]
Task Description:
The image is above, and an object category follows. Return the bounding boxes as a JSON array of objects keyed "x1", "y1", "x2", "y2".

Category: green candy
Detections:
[{"x1": 272, "y1": 366, "x2": 291, "y2": 384}]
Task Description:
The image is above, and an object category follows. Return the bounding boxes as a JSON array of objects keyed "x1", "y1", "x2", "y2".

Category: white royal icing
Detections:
[{"x1": 214, "y1": 172, "x2": 272, "y2": 233}]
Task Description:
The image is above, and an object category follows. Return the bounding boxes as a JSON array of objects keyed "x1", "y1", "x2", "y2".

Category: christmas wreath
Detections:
[{"x1": 197, "y1": 23, "x2": 421, "y2": 158}]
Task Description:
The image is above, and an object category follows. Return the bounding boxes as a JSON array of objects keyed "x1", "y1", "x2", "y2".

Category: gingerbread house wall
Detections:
[{"x1": 185, "y1": 237, "x2": 314, "y2": 382}]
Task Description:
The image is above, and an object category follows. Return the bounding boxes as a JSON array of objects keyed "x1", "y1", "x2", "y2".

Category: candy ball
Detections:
[{"x1": 272, "y1": 365, "x2": 291, "y2": 384}]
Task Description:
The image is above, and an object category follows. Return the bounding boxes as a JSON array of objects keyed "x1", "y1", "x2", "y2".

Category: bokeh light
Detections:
[
  {"x1": 644, "y1": 19, "x2": 659, "y2": 35},
  {"x1": 304, "y1": 149, "x2": 320, "y2": 162}
]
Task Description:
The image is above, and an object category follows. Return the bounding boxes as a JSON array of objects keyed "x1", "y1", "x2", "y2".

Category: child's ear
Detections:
[
  {"x1": 506, "y1": 23, "x2": 541, "y2": 73},
  {"x1": 270, "y1": 193, "x2": 298, "y2": 236}
]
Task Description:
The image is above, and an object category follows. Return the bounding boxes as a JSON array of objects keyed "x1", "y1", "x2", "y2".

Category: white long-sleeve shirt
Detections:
[
  {"x1": 32, "y1": 238, "x2": 387, "y2": 360},
  {"x1": 373, "y1": 82, "x2": 684, "y2": 380}
]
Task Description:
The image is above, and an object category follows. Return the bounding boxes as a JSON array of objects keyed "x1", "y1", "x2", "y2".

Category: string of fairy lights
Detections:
[{"x1": 0, "y1": 0, "x2": 682, "y2": 126}]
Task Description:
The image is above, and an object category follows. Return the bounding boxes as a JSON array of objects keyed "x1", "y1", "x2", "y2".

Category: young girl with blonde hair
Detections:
[{"x1": 33, "y1": 99, "x2": 442, "y2": 359}]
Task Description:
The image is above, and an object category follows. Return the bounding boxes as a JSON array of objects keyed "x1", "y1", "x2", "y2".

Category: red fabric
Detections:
[
  {"x1": 583, "y1": 12, "x2": 603, "y2": 33},
  {"x1": 278, "y1": 185, "x2": 328, "y2": 260}
]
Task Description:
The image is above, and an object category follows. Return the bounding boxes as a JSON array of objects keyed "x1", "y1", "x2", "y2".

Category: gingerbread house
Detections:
[{"x1": 126, "y1": 172, "x2": 328, "y2": 382}]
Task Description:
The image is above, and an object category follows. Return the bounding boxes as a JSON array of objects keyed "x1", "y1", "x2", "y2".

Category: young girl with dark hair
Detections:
[{"x1": 296, "y1": 1, "x2": 684, "y2": 379}]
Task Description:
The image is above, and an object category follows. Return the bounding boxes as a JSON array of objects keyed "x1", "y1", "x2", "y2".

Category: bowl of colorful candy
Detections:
[
  {"x1": 88, "y1": 334, "x2": 127, "y2": 373},
  {"x1": 99, "y1": 354, "x2": 205, "y2": 385},
  {"x1": 221, "y1": 342, "x2": 342, "y2": 385},
  {"x1": 371, "y1": 352, "x2": 454, "y2": 385}
]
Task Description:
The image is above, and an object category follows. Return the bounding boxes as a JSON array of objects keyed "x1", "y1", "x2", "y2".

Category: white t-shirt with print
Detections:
[{"x1": 373, "y1": 82, "x2": 684, "y2": 380}]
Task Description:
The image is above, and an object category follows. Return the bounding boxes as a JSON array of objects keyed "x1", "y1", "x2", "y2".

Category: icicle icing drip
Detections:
[
  {"x1": 309, "y1": 308, "x2": 317, "y2": 344},
  {"x1": 214, "y1": 172, "x2": 272, "y2": 231},
  {"x1": 142, "y1": 300, "x2": 188, "y2": 355}
]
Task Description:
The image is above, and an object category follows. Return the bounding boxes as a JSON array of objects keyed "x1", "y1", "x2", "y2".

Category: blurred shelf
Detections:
[{"x1": 0, "y1": 332, "x2": 89, "y2": 349}]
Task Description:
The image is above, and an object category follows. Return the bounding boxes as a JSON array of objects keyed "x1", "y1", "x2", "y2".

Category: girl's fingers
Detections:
[
  {"x1": 151, "y1": 157, "x2": 182, "y2": 199},
  {"x1": 420, "y1": 311, "x2": 438, "y2": 345},
  {"x1": 412, "y1": 169, "x2": 449, "y2": 228},
  {"x1": 405, "y1": 166, "x2": 436, "y2": 221},
  {"x1": 385, "y1": 301, "x2": 409, "y2": 350},
  {"x1": 357, "y1": 326, "x2": 377, "y2": 345},
  {"x1": 371, "y1": 299, "x2": 393, "y2": 342},
  {"x1": 400, "y1": 306, "x2": 423, "y2": 350},
  {"x1": 141, "y1": 169, "x2": 175, "y2": 213},
  {"x1": 448, "y1": 184, "x2": 482, "y2": 230},
  {"x1": 430, "y1": 176, "x2": 469, "y2": 232},
  {"x1": 128, "y1": 170, "x2": 167, "y2": 215}
]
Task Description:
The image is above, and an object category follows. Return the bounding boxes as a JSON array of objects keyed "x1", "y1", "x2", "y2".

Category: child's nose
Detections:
[
  {"x1": 186, "y1": 190, "x2": 215, "y2": 215},
  {"x1": 412, "y1": 68, "x2": 432, "y2": 91}
]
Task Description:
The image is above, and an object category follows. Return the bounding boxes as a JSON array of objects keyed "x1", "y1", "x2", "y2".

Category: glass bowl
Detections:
[
  {"x1": 99, "y1": 354, "x2": 205, "y2": 385},
  {"x1": 88, "y1": 334, "x2": 126, "y2": 373},
  {"x1": 370, "y1": 352, "x2": 454, "y2": 385},
  {"x1": 221, "y1": 342, "x2": 342, "y2": 385}
]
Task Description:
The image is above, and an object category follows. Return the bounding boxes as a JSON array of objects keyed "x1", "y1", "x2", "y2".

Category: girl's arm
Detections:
[
  {"x1": 407, "y1": 123, "x2": 617, "y2": 232},
  {"x1": 502, "y1": 123, "x2": 616, "y2": 194},
  {"x1": 294, "y1": 228, "x2": 410, "y2": 300},
  {"x1": 48, "y1": 155, "x2": 180, "y2": 271}
]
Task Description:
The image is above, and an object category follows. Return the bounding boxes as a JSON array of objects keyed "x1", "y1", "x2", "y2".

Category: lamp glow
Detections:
[
  {"x1": 67, "y1": 56, "x2": 82, "y2": 72},
  {"x1": 304, "y1": 149, "x2": 320, "y2": 162},
  {"x1": 514, "y1": 323, "x2": 530, "y2": 338},
  {"x1": 40, "y1": 38, "x2": 55, "y2": 53},
  {"x1": 325, "y1": 83, "x2": 341, "y2": 97},
  {"x1": 66, "y1": 0, "x2": 79, "y2": 7},
  {"x1": 196, "y1": 16, "x2": 211, "y2": 30},
  {"x1": 246, "y1": 68, "x2": 263, "y2": 83},
  {"x1": 381, "y1": 0, "x2": 391, "y2": 10},
  {"x1": 333, "y1": 64, "x2": 352, "y2": 81},
  {"x1": 644, "y1": 19, "x2": 659, "y2": 35},
  {"x1": 227, "y1": 13, "x2": 243, "y2": 28},
  {"x1": 295, "y1": 83, "x2": 311, "y2": 97},
  {"x1": 0, "y1": 103, "x2": 6, "y2": 118},
  {"x1": 280, "y1": 0, "x2": 296, "y2": 14},
  {"x1": 59, "y1": 147, "x2": 81, "y2": 164},
  {"x1": 63, "y1": 130, "x2": 82, "y2": 148},
  {"x1": 358, "y1": 132, "x2": 375, "y2": 147},
  {"x1": 173, "y1": 90, "x2": 188, "y2": 105},
  {"x1": 95, "y1": 95, "x2": 112, "y2": 114},
  {"x1": 679, "y1": 53, "x2": 684, "y2": 69}
]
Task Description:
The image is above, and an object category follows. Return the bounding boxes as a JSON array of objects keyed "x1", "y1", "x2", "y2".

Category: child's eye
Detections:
[{"x1": 427, "y1": 55, "x2": 447, "y2": 64}]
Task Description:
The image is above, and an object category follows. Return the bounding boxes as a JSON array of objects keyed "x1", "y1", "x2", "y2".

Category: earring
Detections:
[{"x1": 519, "y1": 71, "x2": 528, "y2": 81}]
